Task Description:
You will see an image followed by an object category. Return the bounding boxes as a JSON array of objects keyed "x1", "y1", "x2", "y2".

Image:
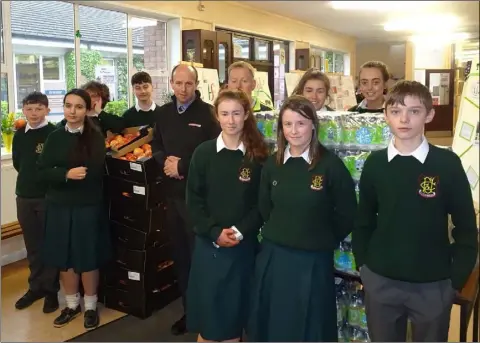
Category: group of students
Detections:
[
  {"x1": 11, "y1": 71, "x2": 165, "y2": 330},
  {"x1": 11, "y1": 58, "x2": 478, "y2": 343}
]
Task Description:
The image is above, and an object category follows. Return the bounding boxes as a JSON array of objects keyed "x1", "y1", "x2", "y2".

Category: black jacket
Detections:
[{"x1": 151, "y1": 90, "x2": 221, "y2": 198}]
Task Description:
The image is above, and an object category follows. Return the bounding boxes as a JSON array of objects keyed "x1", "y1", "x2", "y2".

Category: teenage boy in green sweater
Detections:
[
  {"x1": 12, "y1": 91, "x2": 60, "y2": 313},
  {"x1": 352, "y1": 80, "x2": 478, "y2": 342},
  {"x1": 121, "y1": 71, "x2": 162, "y2": 128}
]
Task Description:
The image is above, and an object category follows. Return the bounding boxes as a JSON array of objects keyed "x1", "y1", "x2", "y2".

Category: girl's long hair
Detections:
[
  {"x1": 213, "y1": 89, "x2": 269, "y2": 162},
  {"x1": 275, "y1": 95, "x2": 326, "y2": 170},
  {"x1": 291, "y1": 67, "x2": 332, "y2": 105},
  {"x1": 64, "y1": 88, "x2": 100, "y2": 167}
]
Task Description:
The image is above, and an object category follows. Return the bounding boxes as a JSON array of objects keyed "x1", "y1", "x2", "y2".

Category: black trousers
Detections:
[
  {"x1": 16, "y1": 197, "x2": 60, "y2": 294},
  {"x1": 165, "y1": 197, "x2": 195, "y2": 313}
]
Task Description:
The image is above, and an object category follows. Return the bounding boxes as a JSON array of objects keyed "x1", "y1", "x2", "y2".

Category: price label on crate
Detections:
[
  {"x1": 133, "y1": 185, "x2": 145, "y2": 196},
  {"x1": 128, "y1": 271, "x2": 140, "y2": 281},
  {"x1": 129, "y1": 162, "x2": 142, "y2": 172}
]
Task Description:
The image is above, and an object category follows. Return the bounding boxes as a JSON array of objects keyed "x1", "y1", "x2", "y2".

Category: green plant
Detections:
[
  {"x1": 1, "y1": 112, "x2": 16, "y2": 134},
  {"x1": 104, "y1": 100, "x2": 129, "y2": 117},
  {"x1": 65, "y1": 49, "x2": 103, "y2": 91}
]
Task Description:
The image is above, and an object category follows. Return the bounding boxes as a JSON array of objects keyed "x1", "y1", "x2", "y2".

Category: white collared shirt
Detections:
[
  {"x1": 283, "y1": 145, "x2": 312, "y2": 164},
  {"x1": 65, "y1": 124, "x2": 84, "y2": 134},
  {"x1": 135, "y1": 101, "x2": 156, "y2": 112},
  {"x1": 216, "y1": 133, "x2": 246, "y2": 155},
  {"x1": 25, "y1": 118, "x2": 49, "y2": 133},
  {"x1": 358, "y1": 98, "x2": 385, "y2": 110},
  {"x1": 387, "y1": 136, "x2": 429, "y2": 163}
]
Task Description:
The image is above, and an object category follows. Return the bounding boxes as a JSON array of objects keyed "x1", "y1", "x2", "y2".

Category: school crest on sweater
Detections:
[
  {"x1": 311, "y1": 175, "x2": 324, "y2": 191},
  {"x1": 239, "y1": 167, "x2": 251, "y2": 182},
  {"x1": 35, "y1": 143, "x2": 44, "y2": 154},
  {"x1": 418, "y1": 175, "x2": 439, "y2": 198}
]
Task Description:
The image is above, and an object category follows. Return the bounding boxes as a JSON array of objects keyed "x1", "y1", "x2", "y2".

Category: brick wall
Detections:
[{"x1": 143, "y1": 22, "x2": 170, "y2": 104}]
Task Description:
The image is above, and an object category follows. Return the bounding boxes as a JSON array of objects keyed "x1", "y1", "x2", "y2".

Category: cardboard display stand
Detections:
[{"x1": 452, "y1": 72, "x2": 479, "y2": 208}]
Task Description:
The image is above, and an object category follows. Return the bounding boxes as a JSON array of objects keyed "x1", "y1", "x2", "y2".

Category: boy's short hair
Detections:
[
  {"x1": 385, "y1": 80, "x2": 433, "y2": 112},
  {"x1": 228, "y1": 61, "x2": 256, "y2": 79},
  {"x1": 81, "y1": 81, "x2": 111, "y2": 109},
  {"x1": 22, "y1": 91, "x2": 49, "y2": 107},
  {"x1": 131, "y1": 71, "x2": 152, "y2": 86}
]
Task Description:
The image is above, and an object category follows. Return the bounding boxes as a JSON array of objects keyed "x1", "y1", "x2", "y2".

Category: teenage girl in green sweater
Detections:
[
  {"x1": 186, "y1": 90, "x2": 269, "y2": 342},
  {"x1": 39, "y1": 89, "x2": 111, "y2": 330},
  {"x1": 349, "y1": 61, "x2": 390, "y2": 113},
  {"x1": 247, "y1": 95, "x2": 357, "y2": 341},
  {"x1": 292, "y1": 67, "x2": 335, "y2": 111}
]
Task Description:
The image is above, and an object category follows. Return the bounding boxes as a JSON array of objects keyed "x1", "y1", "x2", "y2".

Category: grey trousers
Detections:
[
  {"x1": 16, "y1": 197, "x2": 59, "y2": 294},
  {"x1": 361, "y1": 265, "x2": 455, "y2": 342}
]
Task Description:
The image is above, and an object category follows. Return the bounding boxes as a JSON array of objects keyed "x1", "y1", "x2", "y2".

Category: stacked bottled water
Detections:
[
  {"x1": 336, "y1": 278, "x2": 370, "y2": 342},
  {"x1": 318, "y1": 111, "x2": 391, "y2": 271}
]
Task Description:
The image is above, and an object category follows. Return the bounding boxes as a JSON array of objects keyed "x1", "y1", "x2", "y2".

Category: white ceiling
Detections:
[{"x1": 241, "y1": 1, "x2": 480, "y2": 44}]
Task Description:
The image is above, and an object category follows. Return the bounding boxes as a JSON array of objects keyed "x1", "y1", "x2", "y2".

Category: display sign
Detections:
[
  {"x1": 253, "y1": 71, "x2": 273, "y2": 108},
  {"x1": 196, "y1": 67, "x2": 220, "y2": 105},
  {"x1": 44, "y1": 88, "x2": 66, "y2": 115},
  {"x1": 95, "y1": 66, "x2": 116, "y2": 100},
  {"x1": 452, "y1": 72, "x2": 479, "y2": 207}
]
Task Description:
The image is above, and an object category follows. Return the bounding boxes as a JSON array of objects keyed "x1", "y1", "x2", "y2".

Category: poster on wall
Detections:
[
  {"x1": 43, "y1": 80, "x2": 67, "y2": 116},
  {"x1": 452, "y1": 72, "x2": 479, "y2": 207},
  {"x1": 285, "y1": 72, "x2": 304, "y2": 96},
  {"x1": 253, "y1": 71, "x2": 273, "y2": 108},
  {"x1": 196, "y1": 68, "x2": 219, "y2": 105},
  {"x1": 95, "y1": 66, "x2": 117, "y2": 101}
]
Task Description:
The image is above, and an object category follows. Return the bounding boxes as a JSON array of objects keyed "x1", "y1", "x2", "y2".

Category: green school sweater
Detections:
[
  {"x1": 352, "y1": 145, "x2": 478, "y2": 290},
  {"x1": 186, "y1": 139, "x2": 263, "y2": 241},
  {"x1": 348, "y1": 104, "x2": 384, "y2": 113},
  {"x1": 12, "y1": 123, "x2": 57, "y2": 198},
  {"x1": 259, "y1": 150, "x2": 357, "y2": 251},
  {"x1": 122, "y1": 105, "x2": 161, "y2": 128},
  {"x1": 37, "y1": 127, "x2": 106, "y2": 206}
]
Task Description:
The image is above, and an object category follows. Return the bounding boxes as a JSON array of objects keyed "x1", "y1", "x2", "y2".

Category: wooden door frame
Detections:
[{"x1": 425, "y1": 68, "x2": 455, "y2": 134}]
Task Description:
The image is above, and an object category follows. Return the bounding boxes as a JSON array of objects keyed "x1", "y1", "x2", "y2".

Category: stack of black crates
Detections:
[{"x1": 100, "y1": 127, "x2": 180, "y2": 319}]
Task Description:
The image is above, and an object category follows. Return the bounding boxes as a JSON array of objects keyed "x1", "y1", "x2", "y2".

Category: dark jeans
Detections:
[{"x1": 16, "y1": 197, "x2": 59, "y2": 294}]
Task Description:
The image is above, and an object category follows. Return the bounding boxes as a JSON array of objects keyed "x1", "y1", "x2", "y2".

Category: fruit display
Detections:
[
  {"x1": 116, "y1": 144, "x2": 152, "y2": 161},
  {"x1": 105, "y1": 132, "x2": 141, "y2": 149},
  {"x1": 14, "y1": 118, "x2": 27, "y2": 130}
]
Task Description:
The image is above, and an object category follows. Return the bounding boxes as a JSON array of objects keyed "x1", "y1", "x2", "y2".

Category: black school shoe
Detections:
[
  {"x1": 43, "y1": 292, "x2": 59, "y2": 314},
  {"x1": 171, "y1": 315, "x2": 187, "y2": 335},
  {"x1": 54, "y1": 306, "x2": 81, "y2": 327},
  {"x1": 15, "y1": 290, "x2": 44, "y2": 310},
  {"x1": 84, "y1": 309, "x2": 99, "y2": 330}
]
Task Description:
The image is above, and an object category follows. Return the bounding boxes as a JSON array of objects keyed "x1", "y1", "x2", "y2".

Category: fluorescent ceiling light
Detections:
[
  {"x1": 330, "y1": 1, "x2": 430, "y2": 11},
  {"x1": 409, "y1": 32, "x2": 470, "y2": 45},
  {"x1": 384, "y1": 15, "x2": 459, "y2": 32}
]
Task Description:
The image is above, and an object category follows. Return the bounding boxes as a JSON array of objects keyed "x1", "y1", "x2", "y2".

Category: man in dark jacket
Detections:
[{"x1": 151, "y1": 64, "x2": 220, "y2": 335}]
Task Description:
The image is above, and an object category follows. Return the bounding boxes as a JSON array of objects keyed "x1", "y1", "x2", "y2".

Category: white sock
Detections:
[
  {"x1": 65, "y1": 293, "x2": 80, "y2": 310},
  {"x1": 84, "y1": 294, "x2": 98, "y2": 311}
]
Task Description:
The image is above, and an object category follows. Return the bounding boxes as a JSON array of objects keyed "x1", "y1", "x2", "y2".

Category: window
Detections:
[
  {"x1": 1, "y1": 72, "x2": 8, "y2": 148},
  {"x1": 10, "y1": 1, "x2": 75, "y2": 121},
  {"x1": 233, "y1": 35, "x2": 249, "y2": 59},
  {"x1": 1, "y1": 73, "x2": 7, "y2": 113},
  {"x1": 79, "y1": 5, "x2": 128, "y2": 107},
  {"x1": 7, "y1": 1, "x2": 169, "y2": 119},
  {"x1": 1, "y1": 3, "x2": 4, "y2": 65},
  {"x1": 129, "y1": 16, "x2": 170, "y2": 105},
  {"x1": 273, "y1": 42, "x2": 287, "y2": 109},
  {"x1": 254, "y1": 39, "x2": 269, "y2": 61},
  {"x1": 42, "y1": 57, "x2": 61, "y2": 80},
  {"x1": 333, "y1": 53, "x2": 344, "y2": 74}
]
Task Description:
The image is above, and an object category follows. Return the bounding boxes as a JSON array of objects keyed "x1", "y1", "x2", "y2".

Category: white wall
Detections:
[{"x1": 356, "y1": 42, "x2": 406, "y2": 80}]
